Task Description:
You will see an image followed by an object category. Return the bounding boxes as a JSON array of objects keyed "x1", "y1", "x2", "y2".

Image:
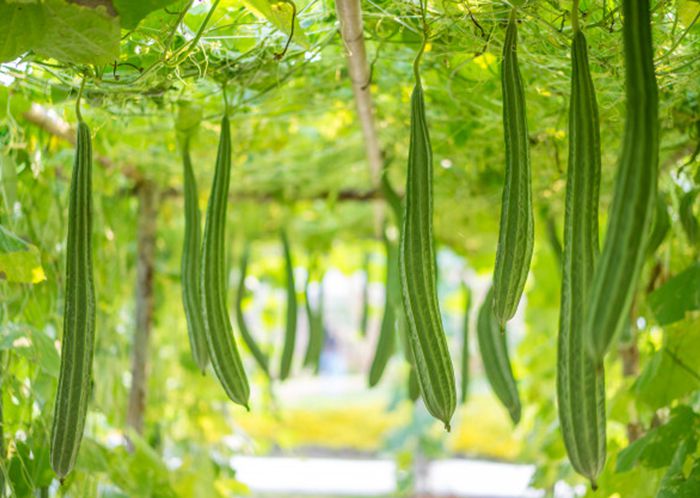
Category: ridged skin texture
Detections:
[
  {"x1": 200, "y1": 116, "x2": 250, "y2": 408},
  {"x1": 585, "y1": 0, "x2": 659, "y2": 363},
  {"x1": 181, "y1": 139, "x2": 209, "y2": 373},
  {"x1": 477, "y1": 289, "x2": 521, "y2": 425},
  {"x1": 492, "y1": 9, "x2": 534, "y2": 329},
  {"x1": 303, "y1": 276, "x2": 324, "y2": 373},
  {"x1": 51, "y1": 121, "x2": 96, "y2": 478},
  {"x1": 236, "y1": 244, "x2": 271, "y2": 376},
  {"x1": 399, "y1": 77, "x2": 456, "y2": 431},
  {"x1": 460, "y1": 285, "x2": 472, "y2": 404},
  {"x1": 369, "y1": 236, "x2": 399, "y2": 387},
  {"x1": 557, "y1": 29, "x2": 606, "y2": 486},
  {"x1": 279, "y1": 229, "x2": 297, "y2": 381}
]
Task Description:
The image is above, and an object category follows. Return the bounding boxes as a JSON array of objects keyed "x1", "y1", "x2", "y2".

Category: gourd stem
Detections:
[
  {"x1": 75, "y1": 78, "x2": 86, "y2": 123},
  {"x1": 413, "y1": 0, "x2": 428, "y2": 84},
  {"x1": 572, "y1": 0, "x2": 580, "y2": 32},
  {"x1": 222, "y1": 84, "x2": 229, "y2": 116}
]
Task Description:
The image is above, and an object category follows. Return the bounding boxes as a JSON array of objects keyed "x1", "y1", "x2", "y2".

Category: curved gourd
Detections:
[
  {"x1": 477, "y1": 289, "x2": 521, "y2": 425},
  {"x1": 279, "y1": 229, "x2": 298, "y2": 380},
  {"x1": 557, "y1": 22, "x2": 606, "y2": 486},
  {"x1": 460, "y1": 284, "x2": 472, "y2": 404},
  {"x1": 200, "y1": 116, "x2": 250, "y2": 408},
  {"x1": 181, "y1": 138, "x2": 209, "y2": 373},
  {"x1": 369, "y1": 235, "x2": 399, "y2": 387},
  {"x1": 585, "y1": 0, "x2": 659, "y2": 362},
  {"x1": 303, "y1": 273, "x2": 325, "y2": 373},
  {"x1": 492, "y1": 8, "x2": 534, "y2": 329},
  {"x1": 235, "y1": 243, "x2": 271, "y2": 377},
  {"x1": 399, "y1": 43, "x2": 456, "y2": 430}
]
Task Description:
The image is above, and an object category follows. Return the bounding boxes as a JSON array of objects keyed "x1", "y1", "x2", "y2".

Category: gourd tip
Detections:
[
  {"x1": 444, "y1": 422, "x2": 451, "y2": 432},
  {"x1": 590, "y1": 479, "x2": 598, "y2": 491}
]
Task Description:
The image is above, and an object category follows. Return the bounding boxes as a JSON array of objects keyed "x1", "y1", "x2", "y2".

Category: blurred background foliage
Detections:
[{"x1": 0, "y1": 0, "x2": 699, "y2": 496}]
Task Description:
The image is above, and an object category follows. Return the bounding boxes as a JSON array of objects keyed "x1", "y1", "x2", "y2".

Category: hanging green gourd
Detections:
[
  {"x1": 236, "y1": 243, "x2": 271, "y2": 377},
  {"x1": 477, "y1": 289, "x2": 521, "y2": 425},
  {"x1": 557, "y1": 5, "x2": 606, "y2": 486},
  {"x1": 51, "y1": 93, "x2": 96, "y2": 479},
  {"x1": 279, "y1": 228, "x2": 298, "y2": 381},
  {"x1": 492, "y1": 8, "x2": 534, "y2": 330},
  {"x1": 368, "y1": 233, "x2": 399, "y2": 387},
  {"x1": 460, "y1": 283, "x2": 472, "y2": 404},
  {"x1": 303, "y1": 269, "x2": 325, "y2": 374},
  {"x1": 200, "y1": 115, "x2": 250, "y2": 408},
  {"x1": 585, "y1": 0, "x2": 659, "y2": 363},
  {"x1": 180, "y1": 136, "x2": 209, "y2": 374},
  {"x1": 399, "y1": 28, "x2": 456, "y2": 430}
]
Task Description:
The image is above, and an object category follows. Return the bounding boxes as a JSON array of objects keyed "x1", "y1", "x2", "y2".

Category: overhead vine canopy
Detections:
[{"x1": 2, "y1": 0, "x2": 698, "y2": 255}]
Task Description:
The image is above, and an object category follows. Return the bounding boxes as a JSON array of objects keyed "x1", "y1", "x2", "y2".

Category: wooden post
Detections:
[
  {"x1": 335, "y1": 0, "x2": 385, "y2": 233},
  {"x1": 126, "y1": 180, "x2": 158, "y2": 437}
]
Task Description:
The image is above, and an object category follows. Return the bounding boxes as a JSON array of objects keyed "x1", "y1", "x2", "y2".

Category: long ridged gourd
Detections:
[
  {"x1": 557, "y1": 21, "x2": 606, "y2": 487},
  {"x1": 279, "y1": 229, "x2": 298, "y2": 380},
  {"x1": 50, "y1": 121, "x2": 96, "y2": 478},
  {"x1": 369, "y1": 234, "x2": 399, "y2": 387},
  {"x1": 200, "y1": 116, "x2": 250, "y2": 408},
  {"x1": 181, "y1": 137, "x2": 209, "y2": 373},
  {"x1": 585, "y1": 0, "x2": 659, "y2": 363},
  {"x1": 303, "y1": 274, "x2": 325, "y2": 373},
  {"x1": 492, "y1": 8, "x2": 534, "y2": 329},
  {"x1": 399, "y1": 41, "x2": 456, "y2": 430},
  {"x1": 477, "y1": 289, "x2": 521, "y2": 425},
  {"x1": 460, "y1": 284, "x2": 472, "y2": 404},
  {"x1": 236, "y1": 244, "x2": 271, "y2": 377}
]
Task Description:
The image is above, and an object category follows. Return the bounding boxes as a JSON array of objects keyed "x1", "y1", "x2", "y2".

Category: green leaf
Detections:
[
  {"x1": 657, "y1": 441, "x2": 700, "y2": 498},
  {"x1": 242, "y1": 0, "x2": 310, "y2": 49},
  {"x1": 635, "y1": 319, "x2": 700, "y2": 409},
  {"x1": 649, "y1": 263, "x2": 700, "y2": 326},
  {"x1": 0, "y1": 0, "x2": 119, "y2": 65},
  {"x1": 616, "y1": 406, "x2": 699, "y2": 473},
  {"x1": 113, "y1": 0, "x2": 180, "y2": 29},
  {"x1": 37, "y1": 0, "x2": 120, "y2": 64},
  {"x1": 0, "y1": 324, "x2": 60, "y2": 377},
  {"x1": 0, "y1": 225, "x2": 46, "y2": 283},
  {"x1": 0, "y1": 0, "x2": 45, "y2": 62},
  {"x1": 616, "y1": 435, "x2": 652, "y2": 473}
]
